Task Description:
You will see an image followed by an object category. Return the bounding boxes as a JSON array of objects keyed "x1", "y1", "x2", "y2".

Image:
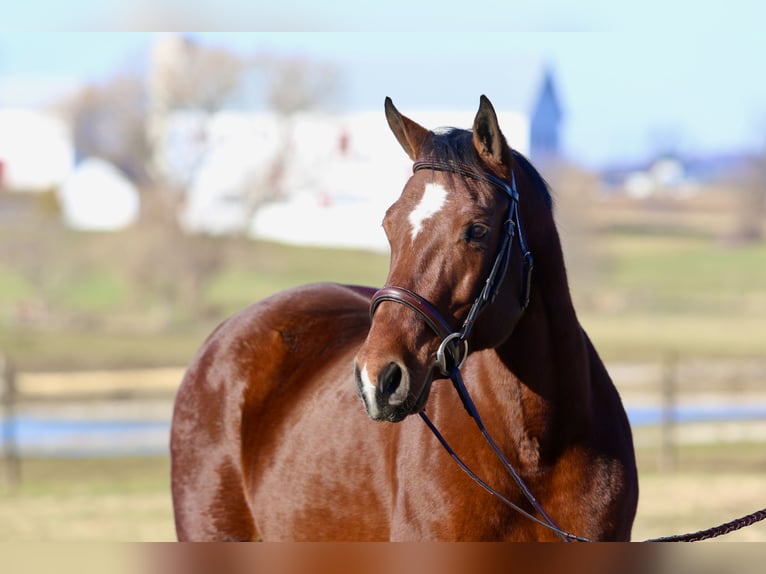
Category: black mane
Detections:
[
  {"x1": 511, "y1": 149, "x2": 553, "y2": 211},
  {"x1": 422, "y1": 127, "x2": 553, "y2": 211}
]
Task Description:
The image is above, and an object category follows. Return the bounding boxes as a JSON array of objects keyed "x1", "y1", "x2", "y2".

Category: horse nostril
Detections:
[{"x1": 378, "y1": 362, "x2": 403, "y2": 398}]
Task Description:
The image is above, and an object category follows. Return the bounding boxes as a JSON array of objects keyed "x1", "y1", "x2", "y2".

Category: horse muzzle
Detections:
[{"x1": 354, "y1": 359, "x2": 434, "y2": 422}]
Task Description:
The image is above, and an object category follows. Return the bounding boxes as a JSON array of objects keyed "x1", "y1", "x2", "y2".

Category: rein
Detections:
[{"x1": 369, "y1": 159, "x2": 766, "y2": 542}]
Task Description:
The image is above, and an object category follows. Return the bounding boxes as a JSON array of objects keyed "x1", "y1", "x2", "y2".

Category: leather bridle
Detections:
[
  {"x1": 367, "y1": 159, "x2": 586, "y2": 542},
  {"x1": 370, "y1": 159, "x2": 534, "y2": 377}
]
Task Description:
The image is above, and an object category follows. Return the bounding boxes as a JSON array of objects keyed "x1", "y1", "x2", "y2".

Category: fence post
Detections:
[
  {"x1": 1, "y1": 352, "x2": 20, "y2": 487},
  {"x1": 659, "y1": 351, "x2": 678, "y2": 472}
]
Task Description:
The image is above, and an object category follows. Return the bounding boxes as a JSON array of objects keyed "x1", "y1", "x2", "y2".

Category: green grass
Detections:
[
  {"x1": 0, "y1": 234, "x2": 389, "y2": 370},
  {"x1": 56, "y1": 271, "x2": 127, "y2": 313},
  {"x1": 0, "y1": 326, "x2": 214, "y2": 371},
  {"x1": 581, "y1": 312, "x2": 766, "y2": 361},
  {"x1": 205, "y1": 243, "x2": 389, "y2": 316},
  {"x1": 567, "y1": 230, "x2": 766, "y2": 360},
  {"x1": 592, "y1": 234, "x2": 766, "y2": 316},
  {"x1": 0, "y1": 266, "x2": 33, "y2": 305}
]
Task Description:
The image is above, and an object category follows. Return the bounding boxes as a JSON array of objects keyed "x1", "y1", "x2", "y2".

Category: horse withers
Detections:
[{"x1": 170, "y1": 96, "x2": 638, "y2": 541}]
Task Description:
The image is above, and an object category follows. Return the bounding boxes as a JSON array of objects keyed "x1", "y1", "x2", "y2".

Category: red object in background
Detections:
[{"x1": 337, "y1": 129, "x2": 349, "y2": 156}]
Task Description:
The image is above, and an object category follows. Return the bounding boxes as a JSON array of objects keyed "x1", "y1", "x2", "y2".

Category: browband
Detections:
[{"x1": 412, "y1": 160, "x2": 519, "y2": 202}]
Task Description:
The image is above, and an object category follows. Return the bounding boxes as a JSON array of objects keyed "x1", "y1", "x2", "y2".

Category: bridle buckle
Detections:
[{"x1": 435, "y1": 333, "x2": 469, "y2": 376}]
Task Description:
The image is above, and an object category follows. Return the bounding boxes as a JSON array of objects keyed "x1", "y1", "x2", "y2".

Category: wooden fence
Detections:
[
  {"x1": 0, "y1": 358, "x2": 180, "y2": 487},
  {"x1": 2, "y1": 353, "x2": 765, "y2": 485}
]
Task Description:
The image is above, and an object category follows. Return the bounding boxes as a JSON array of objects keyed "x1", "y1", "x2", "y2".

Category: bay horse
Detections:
[{"x1": 170, "y1": 96, "x2": 639, "y2": 541}]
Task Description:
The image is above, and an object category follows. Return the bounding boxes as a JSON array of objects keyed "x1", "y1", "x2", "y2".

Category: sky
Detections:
[{"x1": 1, "y1": 3, "x2": 766, "y2": 168}]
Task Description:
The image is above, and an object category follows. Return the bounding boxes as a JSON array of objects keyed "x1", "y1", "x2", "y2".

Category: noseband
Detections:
[{"x1": 370, "y1": 159, "x2": 534, "y2": 376}]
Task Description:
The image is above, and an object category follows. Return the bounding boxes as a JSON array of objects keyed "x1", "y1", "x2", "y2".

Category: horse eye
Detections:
[{"x1": 465, "y1": 224, "x2": 489, "y2": 242}]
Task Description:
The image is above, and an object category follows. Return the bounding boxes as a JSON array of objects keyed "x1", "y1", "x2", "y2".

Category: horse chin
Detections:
[
  {"x1": 410, "y1": 376, "x2": 434, "y2": 414},
  {"x1": 389, "y1": 375, "x2": 434, "y2": 423}
]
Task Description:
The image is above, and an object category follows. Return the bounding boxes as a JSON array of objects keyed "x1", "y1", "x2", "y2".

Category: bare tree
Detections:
[
  {"x1": 263, "y1": 55, "x2": 341, "y2": 116},
  {"x1": 139, "y1": 39, "x2": 342, "y2": 318},
  {"x1": 237, "y1": 54, "x2": 341, "y2": 220},
  {"x1": 147, "y1": 35, "x2": 247, "y2": 191},
  {"x1": 149, "y1": 35, "x2": 244, "y2": 115},
  {"x1": 58, "y1": 75, "x2": 150, "y2": 183}
]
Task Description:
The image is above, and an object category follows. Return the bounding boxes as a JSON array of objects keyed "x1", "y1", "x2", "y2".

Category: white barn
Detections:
[
  {"x1": 57, "y1": 157, "x2": 140, "y2": 231},
  {"x1": 0, "y1": 109, "x2": 74, "y2": 192},
  {"x1": 170, "y1": 107, "x2": 528, "y2": 250}
]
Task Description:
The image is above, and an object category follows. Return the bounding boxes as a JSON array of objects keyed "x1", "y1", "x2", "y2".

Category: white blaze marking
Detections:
[
  {"x1": 408, "y1": 182, "x2": 447, "y2": 242},
  {"x1": 360, "y1": 364, "x2": 382, "y2": 418},
  {"x1": 361, "y1": 364, "x2": 376, "y2": 391}
]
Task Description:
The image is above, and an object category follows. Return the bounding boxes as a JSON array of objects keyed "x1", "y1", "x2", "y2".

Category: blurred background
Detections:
[{"x1": 0, "y1": 27, "x2": 765, "y2": 542}]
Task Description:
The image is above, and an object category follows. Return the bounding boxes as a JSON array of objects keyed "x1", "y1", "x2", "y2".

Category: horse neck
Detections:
[{"x1": 493, "y1": 225, "x2": 593, "y2": 444}]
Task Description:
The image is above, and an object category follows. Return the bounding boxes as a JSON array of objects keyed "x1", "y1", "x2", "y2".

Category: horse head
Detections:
[{"x1": 355, "y1": 95, "x2": 546, "y2": 422}]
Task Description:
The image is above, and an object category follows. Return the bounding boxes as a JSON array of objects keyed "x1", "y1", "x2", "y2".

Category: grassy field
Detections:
[
  {"x1": 1, "y1": 184, "x2": 765, "y2": 371},
  {"x1": 576, "y1": 231, "x2": 766, "y2": 361},
  {"x1": 1, "y1": 440, "x2": 764, "y2": 542},
  {"x1": 0, "y1": 236, "x2": 391, "y2": 371},
  {"x1": 2, "y1": 201, "x2": 766, "y2": 370}
]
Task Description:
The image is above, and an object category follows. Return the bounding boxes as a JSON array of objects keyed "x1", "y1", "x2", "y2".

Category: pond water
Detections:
[
  {"x1": 3, "y1": 417, "x2": 170, "y2": 457},
  {"x1": 3, "y1": 403, "x2": 766, "y2": 457},
  {"x1": 627, "y1": 404, "x2": 766, "y2": 426}
]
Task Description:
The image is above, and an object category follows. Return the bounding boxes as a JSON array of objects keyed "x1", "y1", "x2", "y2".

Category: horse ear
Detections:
[
  {"x1": 472, "y1": 95, "x2": 510, "y2": 170},
  {"x1": 385, "y1": 97, "x2": 430, "y2": 161}
]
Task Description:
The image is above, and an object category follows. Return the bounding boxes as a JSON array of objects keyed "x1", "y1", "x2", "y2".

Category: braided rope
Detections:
[{"x1": 645, "y1": 507, "x2": 766, "y2": 542}]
